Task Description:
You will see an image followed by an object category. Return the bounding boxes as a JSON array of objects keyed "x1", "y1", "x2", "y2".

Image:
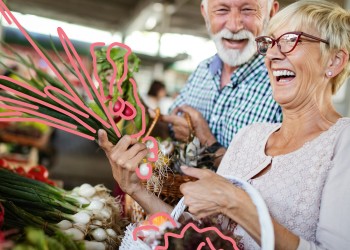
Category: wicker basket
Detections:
[
  {"x1": 127, "y1": 110, "x2": 213, "y2": 222},
  {"x1": 126, "y1": 171, "x2": 196, "y2": 222},
  {"x1": 143, "y1": 172, "x2": 197, "y2": 205},
  {"x1": 121, "y1": 175, "x2": 275, "y2": 250}
]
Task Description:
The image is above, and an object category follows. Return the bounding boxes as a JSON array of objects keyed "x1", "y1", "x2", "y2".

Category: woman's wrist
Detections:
[
  {"x1": 218, "y1": 181, "x2": 239, "y2": 215},
  {"x1": 221, "y1": 184, "x2": 259, "y2": 226},
  {"x1": 126, "y1": 182, "x2": 144, "y2": 197},
  {"x1": 132, "y1": 184, "x2": 174, "y2": 215}
]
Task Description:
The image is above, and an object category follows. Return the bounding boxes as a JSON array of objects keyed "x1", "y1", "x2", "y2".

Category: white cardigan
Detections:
[{"x1": 217, "y1": 118, "x2": 350, "y2": 250}]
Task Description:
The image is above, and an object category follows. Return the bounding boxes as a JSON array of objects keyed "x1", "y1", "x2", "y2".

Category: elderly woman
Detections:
[{"x1": 98, "y1": 0, "x2": 350, "y2": 249}]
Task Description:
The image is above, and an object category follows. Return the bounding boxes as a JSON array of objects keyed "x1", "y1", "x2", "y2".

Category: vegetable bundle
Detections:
[
  {"x1": 0, "y1": 168, "x2": 125, "y2": 249},
  {"x1": 0, "y1": 10, "x2": 149, "y2": 144}
]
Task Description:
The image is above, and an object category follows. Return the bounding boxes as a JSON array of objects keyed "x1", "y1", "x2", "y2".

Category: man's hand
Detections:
[
  {"x1": 98, "y1": 129, "x2": 148, "y2": 196},
  {"x1": 161, "y1": 105, "x2": 216, "y2": 145},
  {"x1": 174, "y1": 105, "x2": 216, "y2": 146},
  {"x1": 158, "y1": 110, "x2": 192, "y2": 143}
]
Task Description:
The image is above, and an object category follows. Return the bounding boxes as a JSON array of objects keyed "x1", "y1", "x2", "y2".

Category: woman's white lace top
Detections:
[{"x1": 217, "y1": 118, "x2": 350, "y2": 249}]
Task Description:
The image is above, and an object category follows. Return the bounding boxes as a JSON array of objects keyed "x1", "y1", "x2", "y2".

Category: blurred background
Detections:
[{"x1": 0, "y1": 0, "x2": 349, "y2": 191}]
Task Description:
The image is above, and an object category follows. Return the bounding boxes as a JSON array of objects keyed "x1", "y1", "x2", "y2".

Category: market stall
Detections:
[
  {"x1": 0, "y1": 15, "x2": 146, "y2": 247},
  {"x1": 0, "y1": 9, "x2": 262, "y2": 247},
  {"x1": 0, "y1": 23, "x2": 239, "y2": 249}
]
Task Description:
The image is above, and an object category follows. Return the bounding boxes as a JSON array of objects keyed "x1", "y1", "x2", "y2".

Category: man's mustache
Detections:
[{"x1": 214, "y1": 29, "x2": 255, "y2": 41}]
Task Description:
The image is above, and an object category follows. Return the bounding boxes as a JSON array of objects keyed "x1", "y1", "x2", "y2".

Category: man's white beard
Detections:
[{"x1": 211, "y1": 28, "x2": 257, "y2": 67}]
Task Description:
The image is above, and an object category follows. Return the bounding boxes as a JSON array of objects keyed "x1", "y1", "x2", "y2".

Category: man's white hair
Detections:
[
  {"x1": 202, "y1": 0, "x2": 208, "y2": 15},
  {"x1": 201, "y1": 0, "x2": 274, "y2": 15}
]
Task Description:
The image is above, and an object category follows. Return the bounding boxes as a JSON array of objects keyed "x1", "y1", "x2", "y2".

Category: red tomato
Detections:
[
  {"x1": 26, "y1": 173, "x2": 36, "y2": 180},
  {"x1": 44, "y1": 179, "x2": 56, "y2": 186},
  {"x1": 0, "y1": 159, "x2": 9, "y2": 169},
  {"x1": 28, "y1": 165, "x2": 49, "y2": 180},
  {"x1": 14, "y1": 166, "x2": 26, "y2": 176}
]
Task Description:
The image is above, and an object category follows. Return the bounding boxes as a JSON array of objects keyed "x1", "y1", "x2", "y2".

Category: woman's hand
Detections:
[
  {"x1": 98, "y1": 129, "x2": 148, "y2": 196},
  {"x1": 180, "y1": 166, "x2": 254, "y2": 220}
]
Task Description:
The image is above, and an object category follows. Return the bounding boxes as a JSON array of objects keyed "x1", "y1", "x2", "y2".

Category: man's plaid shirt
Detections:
[{"x1": 170, "y1": 53, "x2": 282, "y2": 148}]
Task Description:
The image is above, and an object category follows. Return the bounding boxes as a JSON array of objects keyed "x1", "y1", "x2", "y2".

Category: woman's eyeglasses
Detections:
[{"x1": 255, "y1": 31, "x2": 329, "y2": 56}]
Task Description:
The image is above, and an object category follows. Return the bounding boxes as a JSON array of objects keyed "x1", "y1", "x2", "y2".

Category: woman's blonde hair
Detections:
[{"x1": 268, "y1": 0, "x2": 350, "y2": 94}]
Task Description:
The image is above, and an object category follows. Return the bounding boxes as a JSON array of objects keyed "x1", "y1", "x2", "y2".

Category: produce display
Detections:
[
  {"x1": 0, "y1": 159, "x2": 55, "y2": 185},
  {"x1": 0, "y1": 168, "x2": 125, "y2": 249}
]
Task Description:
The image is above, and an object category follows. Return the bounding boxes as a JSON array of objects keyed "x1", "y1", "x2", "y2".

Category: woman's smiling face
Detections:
[{"x1": 264, "y1": 26, "x2": 330, "y2": 110}]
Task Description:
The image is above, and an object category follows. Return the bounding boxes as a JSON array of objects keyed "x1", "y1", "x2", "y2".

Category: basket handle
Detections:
[
  {"x1": 183, "y1": 111, "x2": 195, "y2": 142},
  {"x1": 170, "y1": 197, "x2": 187, "y2": 221},
  {"x1": 170, "y1": 175, "x2": 274, "y2": 250}
]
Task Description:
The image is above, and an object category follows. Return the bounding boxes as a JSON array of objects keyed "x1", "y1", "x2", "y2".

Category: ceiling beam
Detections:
[
  {"x1": 122, "y1": 0, "x2": 162, "y2": 36},
  {"x1": 6, "y1": 0, "x2": 130, "y2": 31}
]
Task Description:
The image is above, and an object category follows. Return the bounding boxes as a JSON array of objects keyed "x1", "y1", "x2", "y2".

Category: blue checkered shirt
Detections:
[{"x1": 169, "y1": 53, "x2": 282, "y2": 148}]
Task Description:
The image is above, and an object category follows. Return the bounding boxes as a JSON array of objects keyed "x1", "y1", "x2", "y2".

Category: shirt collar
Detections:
[{"x1": 208, "y1": 54, "x2": 222, "y2": 75}]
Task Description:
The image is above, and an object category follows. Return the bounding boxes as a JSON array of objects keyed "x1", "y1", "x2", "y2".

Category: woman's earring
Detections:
[{"x1": 327, "y1": 71, "x2": 333, "y2": 76}]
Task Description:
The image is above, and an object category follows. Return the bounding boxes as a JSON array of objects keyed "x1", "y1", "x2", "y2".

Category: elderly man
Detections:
[{"x1": 161, "y1": 0, "x2": 282, "y2": 167}]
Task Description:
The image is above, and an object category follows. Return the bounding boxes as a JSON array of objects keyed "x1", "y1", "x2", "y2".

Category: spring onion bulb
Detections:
[
  {"x1": 84, "y1": 240, "x2": 106, "y2": 250},
  {"x1": 86, "y1": 200, "x2": 104, "y2": 210},
  {"x1": 147, "y1": 151, "x2": 155, "y2": 159},
  {"x1": 146, "y1": 140, "x2": 154, "y2": 149},
  {"x1": 139, "y1": 163, "x2": 150, "y2": 176},
  {"x1": 71, "y1": 187, "x2": 80, "y2": 194},
  {"x1": 89, "y1": 224, "x2": 98, "y2": 229},
  {"x1": 92, "y1": 196, "x2": 106, "y2": 203},
  {"x1": 75, "y1": 196, "x2": 90, "y2": 205},
  {"x1": 91, "y1": 228, "x2": 107, "y2": 241},
  {"x1": 93, "y1": 207, "x2": 111, "y2": 220},
  {"x1": 72, "y1": 211, "x2": 91, "y2": 224},
  {"x1": 64, "y1": 228, "x2": 84, "y2": 240},
  {"x1": 91, "y1": 220, "x2": 103, "y2": 226},
  {"x1": 57, "y1": 220, "x2": 72, "y2": 230},
  {"x1": 78, "y1": 183, "x2": 96, "y2": 197},
  {"x1": 74, "y1": 223, "x2": 87, "y2": 232},
  {"x1": 106, "y1": 228, "x2": 117, "y2": 239}
]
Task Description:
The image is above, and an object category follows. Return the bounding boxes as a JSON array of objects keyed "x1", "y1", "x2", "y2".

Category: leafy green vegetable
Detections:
[
  {"x1": 12, "y1": 227, "x2": 72, "y2": 250},
  {"x1": 0, "y1": 39, "x2": 148, "y2": 145}
]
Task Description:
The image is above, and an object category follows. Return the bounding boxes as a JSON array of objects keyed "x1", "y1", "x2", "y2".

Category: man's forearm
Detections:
[
  {"x1": 204, "y1": 139, "x2": 226, "y2": 169},
  {"x1": 213, "y1": 147, "x2": 226, "y2": 168}
]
